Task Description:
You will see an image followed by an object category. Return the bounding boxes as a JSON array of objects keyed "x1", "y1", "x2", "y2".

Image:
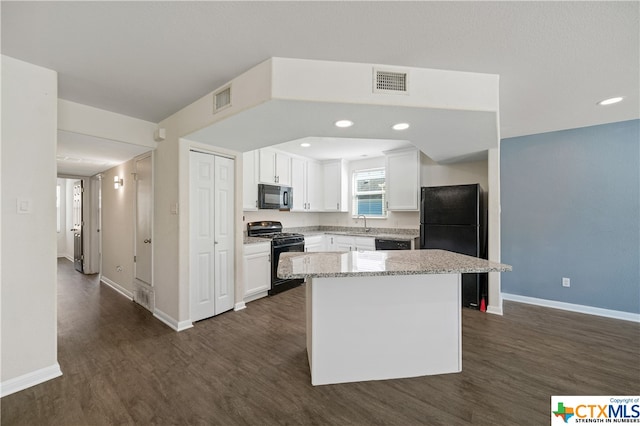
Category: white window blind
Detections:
[{"x1": 352, "y1": 168, "x2": 386, "y2": 217}]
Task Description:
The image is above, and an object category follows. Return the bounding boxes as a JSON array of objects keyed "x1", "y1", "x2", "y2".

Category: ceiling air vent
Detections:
[
  {"x1": 213, "y1": 85, "x2": 231, "y2": 113},
  {"x1": 373, "y1": 68, "x2": 409, "y2": 95}
]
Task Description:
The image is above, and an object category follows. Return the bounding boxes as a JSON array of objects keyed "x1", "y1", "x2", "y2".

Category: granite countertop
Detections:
[
  {"x1": 243, "y1": 236, "x2": 270, "y2": 245},
  {"x1": 277, "y1": 249, "x2": 512, "y2": 279}
]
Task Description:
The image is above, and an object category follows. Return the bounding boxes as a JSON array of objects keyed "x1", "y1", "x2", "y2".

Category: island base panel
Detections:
[{"x1": 307, "y1": 273, "x2": 461, "y2": 386}]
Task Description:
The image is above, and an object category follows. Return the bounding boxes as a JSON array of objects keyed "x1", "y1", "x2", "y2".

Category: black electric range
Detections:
[{"x1": 247, "y1": 221, "x2": 305, "y2": 295}]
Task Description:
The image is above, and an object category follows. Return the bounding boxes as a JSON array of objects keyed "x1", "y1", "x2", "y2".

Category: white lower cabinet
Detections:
[
  {"x1": 335, "y1": 236, "x2": 353, "y2": 252},
  {"x1": 327, "y1": 234, "x2": 375, "y2": 252},
  {"x1": 243, "y1": 242, "x2": 271, "y2": 303},
  {"x1": 355, "y1": 237, "x2": 376, "y2": 251},
  {"x1": 305, "y1": 235, "x2": 325, "y2": 252}
]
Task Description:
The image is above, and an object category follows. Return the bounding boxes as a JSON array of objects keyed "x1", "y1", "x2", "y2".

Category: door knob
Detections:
[{"x1": 144, "y1": 238, "x2": 151, "y2": 244}]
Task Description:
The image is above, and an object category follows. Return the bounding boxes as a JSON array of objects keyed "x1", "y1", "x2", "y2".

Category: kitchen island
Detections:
[{"x1": 277, "y1": 249, "x2": 511, "y2": 386}]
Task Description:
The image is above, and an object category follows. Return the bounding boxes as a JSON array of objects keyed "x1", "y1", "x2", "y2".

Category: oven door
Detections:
[{"x1": 270, "y1": 241, "x2": 304, "y2": 294}]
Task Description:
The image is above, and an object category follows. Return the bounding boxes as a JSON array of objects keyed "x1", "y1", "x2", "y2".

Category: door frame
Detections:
[
  {"x1": 178, "y1": 139, "x2": 243, "y2": 328},
  {"x1": 133, "y1": 151, "x2": 154, "y2": 310},
  {"x1": 58, "y1": 174, "x2": 100, "y2": 274}
]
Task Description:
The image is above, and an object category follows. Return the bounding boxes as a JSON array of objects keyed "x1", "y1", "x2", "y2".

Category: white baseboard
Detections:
[
  {"x1": 502, "y1": 293, "x2": 640, "y2": 323},
  {"x1": 100, "y1": 276, "x2": 133, "y2": 300},
  {"x1": 65, "y1": 255, "x2": 73, "y2": 262},
  {"x1": 243, "y1": 290, "x2": 268, "y2": 304},
  {"x1": 153, "y1": 308, "x2": 193, "y2": 332},
  {"x1": 234, "y1": 301, "x2": 246, "y2": 311},
  {"x1": 1, "y1": 363, "x2": 63, "y2": 398},
  {"x1": 486, "y1": 304, "x2": 503, "y2": 316}
]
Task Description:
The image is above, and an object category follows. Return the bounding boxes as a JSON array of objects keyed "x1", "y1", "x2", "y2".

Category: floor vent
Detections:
[
  {"x1": 373, "y1": 68, "x2": 409, "y2": 94},
  {"x1": 134, "y1": 282, "x2": 154, "y2": 312},
  {"x1": 213, "y1": 85, "x2": 232, "y2": 113}
]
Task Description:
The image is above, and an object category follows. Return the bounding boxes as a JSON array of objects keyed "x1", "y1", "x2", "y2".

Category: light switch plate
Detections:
[{"x1": 17, "y1": 198, "x2": 32, "y2": 214}]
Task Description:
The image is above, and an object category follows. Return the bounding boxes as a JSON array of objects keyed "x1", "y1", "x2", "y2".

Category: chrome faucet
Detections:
[{"x1": 357, "y1": 214, "x2": 369, "y2": 232}]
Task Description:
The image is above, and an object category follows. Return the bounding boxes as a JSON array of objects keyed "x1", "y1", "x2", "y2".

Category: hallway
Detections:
[{"x1": 1, "y1": 259, "x2": 638, "y2": 425}]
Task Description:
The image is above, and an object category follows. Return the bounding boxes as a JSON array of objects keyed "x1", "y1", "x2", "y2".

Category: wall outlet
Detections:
[{"x1": 562, "y1": 277, "x2": 570, "y2": 287}]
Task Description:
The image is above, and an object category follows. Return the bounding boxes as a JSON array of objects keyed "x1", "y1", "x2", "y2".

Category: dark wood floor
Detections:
[{"x1": 2, "y1": 259, "x2": 638, "y2": 425}]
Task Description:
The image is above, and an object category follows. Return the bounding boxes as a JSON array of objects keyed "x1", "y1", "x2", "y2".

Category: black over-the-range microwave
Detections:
[{"x1": 258, "y1": 184, "x2": 292, "y2": 210}]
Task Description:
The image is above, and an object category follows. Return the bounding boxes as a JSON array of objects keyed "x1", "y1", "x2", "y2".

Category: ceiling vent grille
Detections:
[
  {"x1": 373, "y1": 68, "x2": 409, "y2": 94},
  {"x1": 213, "y1": 85, "x2": 232, "y2": 113}
]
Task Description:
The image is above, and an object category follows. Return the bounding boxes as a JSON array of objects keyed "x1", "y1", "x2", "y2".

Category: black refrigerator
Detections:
[{"x1": 420, "y1": 184, "x2": 487, "y2": 309}]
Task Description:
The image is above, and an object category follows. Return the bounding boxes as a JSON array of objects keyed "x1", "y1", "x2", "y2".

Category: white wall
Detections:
[
  {"x1": 243, "y1": 211, "x2": 322, "y2": 229},
  {"x1": 58, "y1": 99, "x2": 157, "y2": 149},
  {"x1": 100, "y1": 160, "x2": 136, "y2": 298},
  {"x1": 421, "y1": 154, "x2": 488, "y2": 189},
  {"x1": 1, "y1": 55, "x2": 61, "y2": 396}
]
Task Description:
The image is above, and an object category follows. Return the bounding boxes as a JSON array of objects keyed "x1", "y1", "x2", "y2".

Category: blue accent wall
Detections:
[{"x1": 501, "y1": 120, "x2": 640, "y2": 314}]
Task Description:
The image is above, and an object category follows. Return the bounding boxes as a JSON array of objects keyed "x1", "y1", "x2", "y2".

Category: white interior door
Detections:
[
  {"x1": 213, "y1": 155, "x2": 234, "y2": 315},
  {"x1": 72, "y1": 180, "x2": 83, "y2": 273},
  {"x1": 190, "y1": 151, "x2": 235, "y2": 321},
  {"x1": 135, "y1": 154, "x2": 152, "y2": 285}
]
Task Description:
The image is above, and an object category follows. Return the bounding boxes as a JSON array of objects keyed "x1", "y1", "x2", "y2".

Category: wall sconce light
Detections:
[{"x1": 114, "y1": 176, "x2": 124, "y2": 189}]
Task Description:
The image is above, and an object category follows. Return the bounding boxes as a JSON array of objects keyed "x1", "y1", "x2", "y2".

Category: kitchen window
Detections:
[{"x1": 352, "y1": 168, "x2": 386, "y2": 217}]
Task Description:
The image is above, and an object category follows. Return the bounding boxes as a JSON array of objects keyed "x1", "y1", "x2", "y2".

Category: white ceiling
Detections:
[
  {"x1": 3, "y1": 2, "x2": 639, "y2": 171},
  {"x1": 57, "y1": 130, "x2": 152, "y2": 176}
]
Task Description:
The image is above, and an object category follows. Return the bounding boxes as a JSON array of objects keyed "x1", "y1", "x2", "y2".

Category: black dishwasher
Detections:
[{"x1": 374, "y1": 238, "x2": 411, "y2": 250}]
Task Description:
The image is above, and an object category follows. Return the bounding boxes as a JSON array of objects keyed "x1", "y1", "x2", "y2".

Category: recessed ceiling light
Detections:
[
  {"x1": 300, "y1": 142, "x2": 311, "y2": 147},
  {"x1": 597, "y1": 97, "x2": 624, "y2": 106},
  {"x1": 392, "y1": 123, "x2": 410, "y2": 130},
  {"x1": 335, "y1": 120, "x2": 354, "y2": 128}
]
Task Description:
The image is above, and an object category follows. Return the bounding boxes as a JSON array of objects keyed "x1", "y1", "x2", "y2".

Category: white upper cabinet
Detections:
[
  {"x1": 291, "y1": 157, "x2": 306, "y2": 211},
  {"x1": 242, "y1": 150, "x2": 259, "y2": 211},
  {"x1": 323, "y1": 159, "x2": 348, "y2": 212},
  {"x1": 385, "y1": 148, "x2": 420, "y2": 211},
  {"x1": 292, "y1": 156, "x2": 324, "y2": 212},
  {"x1": 306, "y1": 160, "x2": 323, "y2": 211},
  {"x1": 259, "y1": 148, "x2": 291, "y2": 185}
]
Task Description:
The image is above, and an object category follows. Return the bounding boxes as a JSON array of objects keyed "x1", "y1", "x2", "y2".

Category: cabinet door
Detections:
[
  {"x1": 275, "y1": 152, "x2": 291, "y2": 185},
  {"x1": 304, "y1": 235, "x2": 324, "y2": 252},
  {"x1": 386, "y1": 149, "x2": 420, "y2": 211},
  {"x1": 242, "y1": 151, "x2": 258, "y2": 210},
  {"x1": 323, "y1": 160, "x2": 348, "y2": 212},
  {"x1": 334, "y1": 235, "x2": 354, "y2": 251},
  {"x1": 258, "y1": 149, "x2": 277, "y2": 184},
  {"x1": 355, "y1": 237, "x2": 376, "y2": 251},
  {"x1": 243, "y1": 243, "x2": 271, "y2": 299},
  {"x1": 306, "y1": 160, "x2": 323, "y2": 211},
  {"x1": 291, "y1": 157, "x2": 306, "y2": 211}
]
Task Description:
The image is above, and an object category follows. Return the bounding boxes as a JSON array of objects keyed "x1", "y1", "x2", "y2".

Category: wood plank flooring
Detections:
[{"x1": 2, "y1": 258, "x2": 638, "y2": 425}]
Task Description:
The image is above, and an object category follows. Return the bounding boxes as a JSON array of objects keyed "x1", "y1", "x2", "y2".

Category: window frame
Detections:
[{"x1": 351, "y1": 167, "x2": 387, "y2": 218}]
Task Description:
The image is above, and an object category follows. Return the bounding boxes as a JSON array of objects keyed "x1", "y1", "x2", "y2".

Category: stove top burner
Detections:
[{"x1": 247, "y1": 221, "x2": 305, "y2": 246}]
